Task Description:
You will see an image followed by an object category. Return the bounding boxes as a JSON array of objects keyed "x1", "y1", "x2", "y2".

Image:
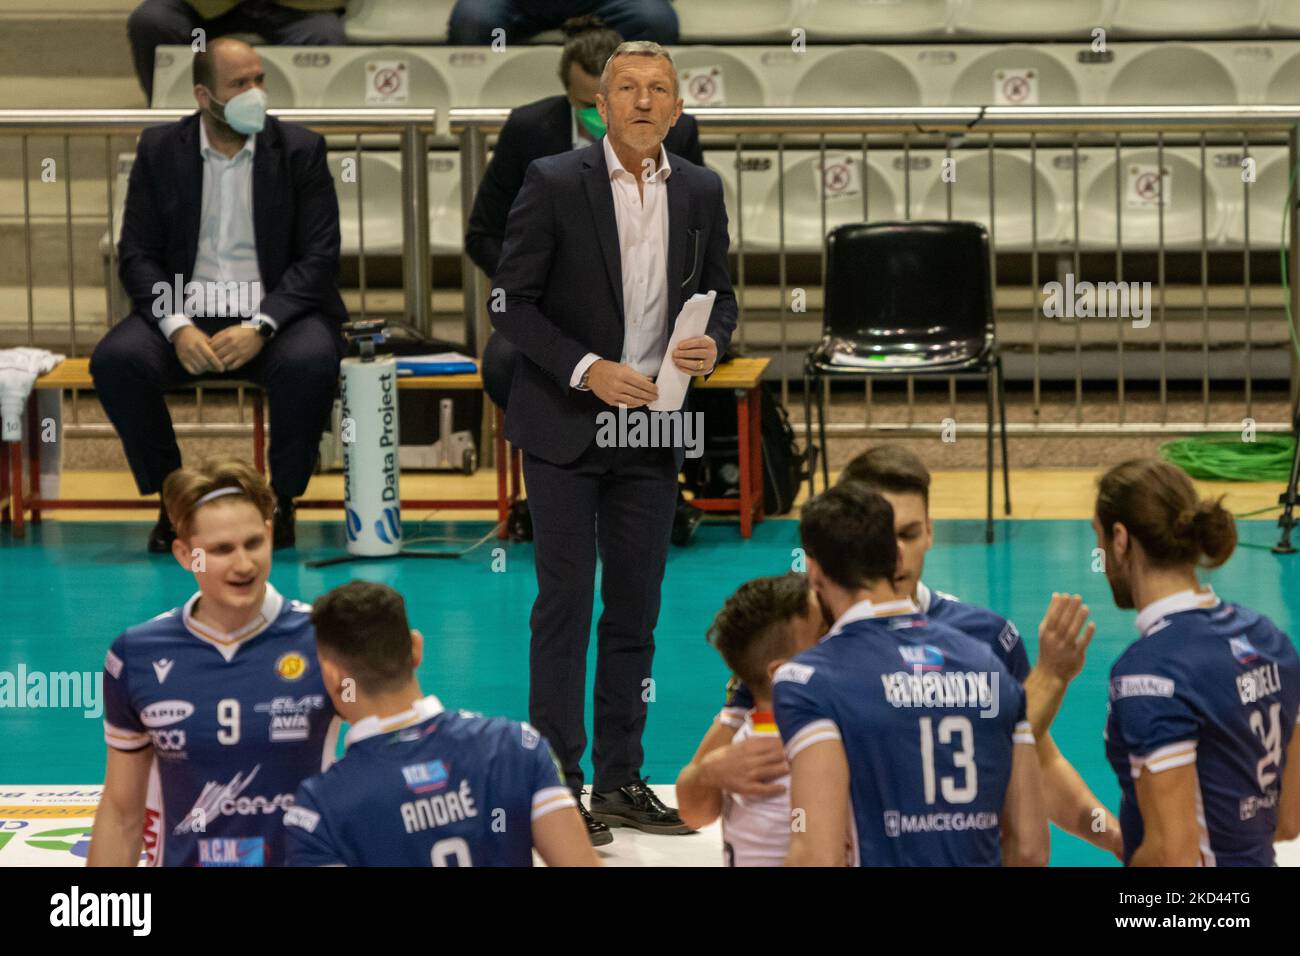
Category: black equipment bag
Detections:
[{"x1": 681, "y1": 357, "x2": 813, "y2": 516}]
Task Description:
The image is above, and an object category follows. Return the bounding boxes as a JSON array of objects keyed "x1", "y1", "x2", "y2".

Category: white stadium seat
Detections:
[
  {"x1": 746, "y1": 150, "x2": 899, "y2": 252},
  {"x1": 1079, "y1": 148, "x2": 1225, "y2": 249},
  {"x1": 343, "y1": 0, "x2": 453, "y2": 44},
  {"x1": 800, "y1": 0, "x2": 952, "y2": 39},
  {"x1": 477, "y1": 48, "x2": 563, "y2": 107},
  {"x1": 1266, "y1": 49, "x2": 1300, "y2": 102},
  {"x1": 151, "y1": 46, "x2": 300, "y2": 107},
  {"x1": 676, "y1": 0, "x2": 794, "y2": 41},
  {"x1": 952, "y1": 0, "x2": 1113, "y2": 38},
  {"x1": 320, "y1": 49, "x2": 451, "y2": 113},
  {"x1": 1270, "y1": 0, "x2": 1300, "y2": 31},
  {"x1": 915, "y1": 150, "x2": 1062, "y2": 248},
  {"x1": 329, "y1": 151, "x2": 403, "y2": 256},
  {"x1": 1112, "y1": 0, "x2": 1267, "y2": 36},
  {"x1": 671, "y1": 46, "x2": 768, "y2": 107},
  {"x1": 427, "y1": 152, "x2": 463, "y2": 254},
  {"x1": 1225, "y1": 147, "x2": 1288, "y2": 248},
  {"x1": 793, "y1": 48, "x2": 923, "y2": 106},
  {"x1": 1105, "y1": 45, "x2": 1237, "y2": 104},
  {"x1": 947, "y1": 45, "x2": 1081, "y2": 105}
]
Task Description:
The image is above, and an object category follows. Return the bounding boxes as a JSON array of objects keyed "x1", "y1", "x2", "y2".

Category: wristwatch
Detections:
[
  {"x1": 577, "y1": 367, "x2": 592, "y2": 390},
  {"x1": 248, "y1": 317, "x2": 275, "y2": 339}
]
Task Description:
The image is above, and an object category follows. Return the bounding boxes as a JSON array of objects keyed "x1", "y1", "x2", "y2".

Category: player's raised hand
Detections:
[
  {"x1": 699, "y1": 734, "x2": 788, "y2": 798},
  {"x1": 1036, "y1": 592, "x2": 1096, "y2": 684}
]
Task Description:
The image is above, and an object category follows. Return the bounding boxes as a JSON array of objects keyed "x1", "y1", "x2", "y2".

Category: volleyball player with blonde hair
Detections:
[
  {"x1": 1096, "y1": 458, "x2": 1300, "y2": 865},
  {"x1": 88, "y1": 459, "x2": 339, "y2": 867}
]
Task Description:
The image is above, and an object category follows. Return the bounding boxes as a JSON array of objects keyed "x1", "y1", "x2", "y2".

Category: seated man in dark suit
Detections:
[
  {"x1": 466, "y1": 15, "x2": 703, "y2": 280},
  {"x1": 91, "y1": 37, "x2": 346, "y2": 552}
]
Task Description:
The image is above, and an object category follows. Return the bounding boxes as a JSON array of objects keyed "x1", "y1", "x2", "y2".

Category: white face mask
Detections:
[{"x1": 207, "y1": 86, "x2": 267, "y2": 135}]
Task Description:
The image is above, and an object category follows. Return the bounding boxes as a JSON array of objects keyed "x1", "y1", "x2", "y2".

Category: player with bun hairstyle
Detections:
[
  {"x1": 1096, "y1": 458, "x2": 1300, "y2": 865},
  {"x1": 88, "y1": 458, "x2": 339, "y2": 867}
]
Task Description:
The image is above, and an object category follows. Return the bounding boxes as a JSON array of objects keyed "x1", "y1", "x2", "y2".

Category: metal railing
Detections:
[
  {"x1": 454, "y1": 105, "x2": 1300, "y2": 437},
  {"x1": 0, "y1": 107, "x2": 435, "y2": 441}
]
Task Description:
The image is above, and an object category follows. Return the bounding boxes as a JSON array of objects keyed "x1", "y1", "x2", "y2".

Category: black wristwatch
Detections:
[{"x1": 249, "y1": 317, "x2": 275, "y2": 339}]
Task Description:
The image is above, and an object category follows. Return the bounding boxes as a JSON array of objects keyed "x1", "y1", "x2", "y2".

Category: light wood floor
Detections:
[{"x1": 23, "y1": 468, "x2": 1287, "y2": 523}]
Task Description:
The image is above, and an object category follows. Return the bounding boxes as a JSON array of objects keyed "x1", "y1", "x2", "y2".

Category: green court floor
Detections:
[{"x1": 2, "y1": 517, "x2": 1296, "y2": 866}]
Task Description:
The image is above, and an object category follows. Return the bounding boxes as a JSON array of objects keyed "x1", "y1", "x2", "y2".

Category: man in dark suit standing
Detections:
[
  {"x1": 91, "y1": 37, "x2": 346, "y2": 552},
  {"x1": 465, "y1": 16, "x2": 702, "y2": 281},
  {"x1": 492, "y1": 41, "x2": 737, "y2": 845}
]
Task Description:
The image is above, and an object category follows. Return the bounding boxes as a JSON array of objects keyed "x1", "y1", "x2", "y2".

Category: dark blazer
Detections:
[
  {"x1": 466, "y1": 95, "x2": 704, "y2": 278},
  {"x1": 118, "y1": 112, "x2": 348, "y2": 330},
  {"x1": 491, "y1": 140, "x2": 738, "y2": 468}
]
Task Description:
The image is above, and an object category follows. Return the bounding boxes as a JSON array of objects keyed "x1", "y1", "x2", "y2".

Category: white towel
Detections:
[{"x1": 0, "y1": 348, "x2": 65, "y2": 441}]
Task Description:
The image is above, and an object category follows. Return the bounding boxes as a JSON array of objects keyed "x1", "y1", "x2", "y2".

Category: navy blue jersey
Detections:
[
  {"x1": 1105, "y1": 589, "x2": 1300, "y2": 866},
  {"x1": 101, "y1": 585, "x2": 340, "y2": 867},
  {"x1": 773, "y1": 599, "x2": 1032, "y2": 866},
  {"x1": 285, "y1": 696, "x2": 575, "y2": 866},
  {"x1": 722, "y1": 581, "x2": 1029, "y2": 720},
  {"x1": 919, "y1": 582, "x2": 1030, "y2": 684}
]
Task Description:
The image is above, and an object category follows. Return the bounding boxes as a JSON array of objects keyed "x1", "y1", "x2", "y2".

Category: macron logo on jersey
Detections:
[
  {"x1": 1110, "y1": 674, "x2": 1175, "y2": 700},
  {"x1": 997, "y1": 622, "x2": 1021, "y2": 655},
  {"x1": 152, "y1": 659, "x2": 174, "y2": 684}
]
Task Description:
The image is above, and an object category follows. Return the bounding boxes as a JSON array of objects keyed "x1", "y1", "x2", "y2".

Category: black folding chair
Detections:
[{"x1": 803, "y1": 220, "x2": 1010, "y2": 543}]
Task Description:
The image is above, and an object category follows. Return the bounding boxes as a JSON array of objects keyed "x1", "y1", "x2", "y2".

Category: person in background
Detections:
[
  {"x1": 449, "y1": 0, "x2": 677, "y2": 48},
  {"x1": 91, "y1": 38, "x2": 346, "y2": 553},
  {"x1": 127, "y1": 0, "x2": 345, "y2": 103}
]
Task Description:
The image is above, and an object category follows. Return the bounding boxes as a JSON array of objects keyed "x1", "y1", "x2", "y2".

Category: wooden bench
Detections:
[
  {"x1": 2, "y1": 356, "x2": 767, "y2": 540},
  {"x1": 1, "y1": 358, "x2": 520, "y2": 540}
]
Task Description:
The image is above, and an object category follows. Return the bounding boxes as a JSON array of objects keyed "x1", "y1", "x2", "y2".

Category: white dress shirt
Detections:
[
  {"x1": 569, "y1": 135, "x2": 673, "y2": 388},
  {"x1": 158, "y1": 120, "x2": 275, "y2": 342}
]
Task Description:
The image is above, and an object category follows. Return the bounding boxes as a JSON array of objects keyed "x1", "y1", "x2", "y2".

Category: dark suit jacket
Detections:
[
  {"x1": 466, "y1": 95, "x2": 704, "y2": 278},
  {"x1": 491, "y1": 141, "x2": 738, "y2": 468},
  {"x1": 118, "y1": 112, "x2": 348, "y2": 330}
]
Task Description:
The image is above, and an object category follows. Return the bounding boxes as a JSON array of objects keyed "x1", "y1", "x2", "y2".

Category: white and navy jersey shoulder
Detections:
[
  {"x1": 720, "y1": 710, "x2": 791, "y2": 867},
  {"x1": 773, "y1": 598, "x2": 1032, "y2": 867},
  {"x1": 721, "y1": 581, "x2": 1028, "y2": 718},
  {"x1": 101, "y1": 584, "x2": 339, "y2": 867},
  {"x1": 1105, "y1": 588, "x2": 1300, "y2": 866},
  {"x1": 284, "y1": 696, "x2": 575, "y2": 867},
  {"x1": 918, "y1": 582, "x2": 1030, "y2": 684}
]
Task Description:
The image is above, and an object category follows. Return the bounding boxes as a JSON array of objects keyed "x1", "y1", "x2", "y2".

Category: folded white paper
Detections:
[{"x1": 649, "y1": 290, "x2": 716, "y2": 411}]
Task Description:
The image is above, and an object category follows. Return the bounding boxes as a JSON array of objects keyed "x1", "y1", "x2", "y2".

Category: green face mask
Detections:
[{"x1": 576, "y1": 106, "x2": 606, "y2": 140}]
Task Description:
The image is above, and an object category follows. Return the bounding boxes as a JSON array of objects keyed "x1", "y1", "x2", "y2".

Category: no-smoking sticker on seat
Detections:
[
  {"x1": 814, "y1": 153, "x2": 862, "y2": 202},
  {"x1": 366, "y1": 60, "x2": 409, "y2": 106},
  {"x1": 680, "y1": 66, "x2": 726, "y2": 107},
  {"x1": 1127, "y1": 164, "x2": 1172, "y2": 209},
  {"x1": 994, "y1": 69, "x2": 1038, "y2": 106}
]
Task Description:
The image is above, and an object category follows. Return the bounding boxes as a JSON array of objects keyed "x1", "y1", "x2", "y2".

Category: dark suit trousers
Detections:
[
  {"x1": 89, "y1": 312, "x2": 341, "y2": 498},
  {"x1": 523, "y1": 439, "x2": 678, "y2": 794}
]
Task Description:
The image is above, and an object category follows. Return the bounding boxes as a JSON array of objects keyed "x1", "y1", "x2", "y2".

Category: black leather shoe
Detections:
[
  {"x1": 577, "y1": 794, "x2": 613, "y2": 847},
  {"x1": 147, "y1": 505, "x2": 176, "y2": 554},
  {"x1": 273, "y1": 496, "x2": 296, "y2": 550},
  {"x1": 590, "y1": 778, "x2": 692, "y2": 835}
]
